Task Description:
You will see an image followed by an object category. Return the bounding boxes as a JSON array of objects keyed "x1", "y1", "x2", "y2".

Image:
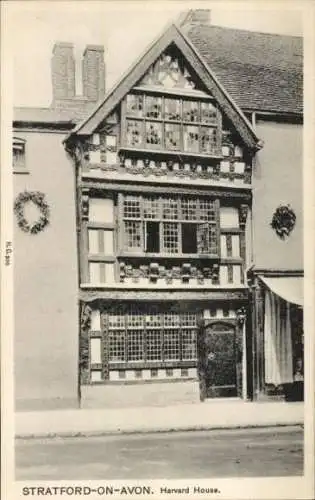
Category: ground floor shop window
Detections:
[
  {"x1": 263, "y1": 288, "x2": 303, "y2": 401},
  {"x1": 106, "y1": 307, "x2": 198, "y2": 367}
]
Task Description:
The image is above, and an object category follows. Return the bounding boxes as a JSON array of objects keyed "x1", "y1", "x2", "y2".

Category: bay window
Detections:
[
  {"x1": 121, "y1": 194, "x2": 219, "y2": 257},
  {"x1": 123, "y1": 93, "x2": 221, "y2": 156}
]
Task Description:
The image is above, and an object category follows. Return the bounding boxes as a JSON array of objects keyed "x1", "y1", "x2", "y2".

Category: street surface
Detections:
[{"x1": 16, "y1": 426, "x2": 303, "y2": 480}]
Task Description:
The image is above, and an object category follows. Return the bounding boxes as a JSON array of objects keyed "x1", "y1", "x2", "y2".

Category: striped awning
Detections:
[{"x1": 260, "y1": 276, "x2": 303, "y2": 306}]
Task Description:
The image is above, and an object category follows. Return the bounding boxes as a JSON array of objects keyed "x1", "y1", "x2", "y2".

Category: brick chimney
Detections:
[
  {"x1": 51, "y1": 42, "x2": 76, "y2": 102},
  {"x1": 82, "y1": 45, "x2": 105, "y2": 102},
  {"x1": 178, "y1": 9, "x2": 211, "y2": 28}
]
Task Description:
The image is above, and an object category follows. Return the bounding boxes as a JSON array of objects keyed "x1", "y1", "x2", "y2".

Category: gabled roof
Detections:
[
  {"x1": 186, "y1": 24, "x2": 303, "y2": 115},
  {"x1": 66, "y1": 23, "x2": 261, "y2": 151}
]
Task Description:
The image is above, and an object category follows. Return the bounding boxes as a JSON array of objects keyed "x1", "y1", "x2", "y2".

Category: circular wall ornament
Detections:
[
  {"x1": 270, "y1": 204, "x2": 296, "y2": 239},
  {"x1": 14, "y1": 191, "x2": 50, "y2": 234}
]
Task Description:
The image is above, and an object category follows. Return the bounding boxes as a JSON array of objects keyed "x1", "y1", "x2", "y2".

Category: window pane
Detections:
[
  {"x1": 197, "y1": 224, "x2": 218, "y2": 254},
  {"x1": 165, "y1": 123, "x2": 180, "y2": 150},
  {"x1": 182, "y1": 223, "x2": 197, "y2": 254},
  {"x1": 146, "y1": 122, "x2": 162, "y2": 148},
  {"x1": 108, "y1": 311, "x2": 125, "y2": 329},
  {"x1": 181, "y1": 312, "x2": 197, "y2": 327},
  {"x1": 143, "y1": 197, "x2": 159, "y2": 219},
  {"x1": 164, "y1": 98, "x2": 181, "y2": 120},
  {"x1": 200, "y1": 127, "x2": 217, "y2": 154},
  {"x1": 109, "y1": 330, "x2": 125, "y2": 361},
  {"x1": 183, "y1": 100, "x2": 199, "y2": 122},
  {"x1": 124, "y1": 221, "x2": 142, "y2": 250},
  {"x1": 182, "y1": 199, "x2": 198, "y2": 220},
  {"x1": 127, "y1": 309, "x2": 144, "y2": 328},
  {"x1": 145, "y1": 96, "x2": 162, "y2": 119},
  {"x1": 164, "y1": 330, "x2": 180, "y2": 360},
  {"x1": 162, "y1": 198, "x2": 178, "y2": 220},
  {"x1": 164, "y1": 312, "x2": 180, "y2": 327},
  {"x1": 145, "y1": 312, "x2": 162, "y2": 327},
  {"x1": 199, "y1": 199, "x2": 216, "y2": 221},
  {"x1": 146, "y1": 330, "x2": 162, "y2": 360},
  {"x1": 126, "y1": 120, "x2": 143, "y2": 147},
  {"x1": 13, "y1": 148, "x2": 25, "y2": 169},
  {"x1": 201, "y1": 102, "x2": 217, "y2": 124},
  {"x1": 182, "y1": 330, "x2": 197, "y2": 360},
  {"x1": 123, "y1": 197, "x2": 141, "y2": 218},
  {"x1": 183, "y1": 125, "x2": 199, "y2": 153},
  {"x1": 127, "y1": 330, "x2": 144, "y2": 361},
  {"x1": 126, "y1": 94, "x2": 144, "y2": 117},
  {"x1": 163, "y1": 223, "x2": 179, "y2": 253}
]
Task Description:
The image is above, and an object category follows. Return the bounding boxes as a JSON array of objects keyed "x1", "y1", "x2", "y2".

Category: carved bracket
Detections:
[
  {"x1": 81, "y1": 188, "x2": 90, "y2": 221},
  {"x1": 239, "y1": 204, "x2": 249, "y2": 229}
]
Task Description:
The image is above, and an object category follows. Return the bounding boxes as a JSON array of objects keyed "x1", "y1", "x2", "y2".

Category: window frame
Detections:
[
  {"x1": 105, "y1": 306, "x2": 200, "y2": 370},
  {"x1": 13, "y1": 137, "x2": 28, "y2": 173},
  {"x1": 120, "y1": 194, "x2": 220, "y2": 258},
  {"x1": 121, "y1": 92, "x2": 222, "y2": 157}
]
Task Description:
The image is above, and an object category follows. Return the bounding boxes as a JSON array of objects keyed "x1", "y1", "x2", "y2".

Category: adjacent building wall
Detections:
[
  {"x1": 252, "y1": 120, "x2": 303, "y2": 270},
  {"x1": 14, "y1": 130, "x2": 79, "y2": 410}
]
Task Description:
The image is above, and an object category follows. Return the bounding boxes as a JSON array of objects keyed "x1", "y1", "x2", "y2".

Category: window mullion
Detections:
[
  {"x1": 161, "y1": 312, "x2": 165, "y2": 363},
  {"x1": 178, "y1": 198, "x2": 182, "y2": 254},
  {"x1": 179, "y1": 313, "x2": 183, "y2": 363},
  {"x1": 215, "y1": 198, "x2": 221, "y2": 256},
  {"x1": 124, "y1": 309, "x2": 128, "y2": 363}
]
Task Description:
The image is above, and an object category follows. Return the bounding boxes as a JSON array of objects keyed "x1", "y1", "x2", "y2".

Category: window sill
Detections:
[
  {"x1": 13, "y1": 168, "x2": 29, "y2": 175},
  {"x1": 118, "y1": 146, "x2": 222, "y2": 161},
  {"x1": 118, "y1": 252, "x2": 220, "y2": 260}
]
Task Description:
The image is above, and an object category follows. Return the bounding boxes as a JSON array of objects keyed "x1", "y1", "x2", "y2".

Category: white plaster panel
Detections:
[
  {"x1": 91, "y1": 370, "x2": 102, "y2": 382},
  {"x1": 232, "y1": 235, "x2": 240, "y2": 257},
  {"x1": 220, "y1": 207, "x2": 239, "y2": 228},
  {"x1": 89, "y1": 150, "x2": 101, "y2": 163},
  {"x1": 220, "y1": 235, "x2": 227, "y2": 257},
  {"x1": 91, "y1": 310, "x2": 101, "y2": 331},
  {"x1": 220, "y1": 266, "x2": 228, "y2": 285},
  {"x1": 89, "y1": 198, "x2": 114, "y2": 223},
  {"x1": 90, "y1": 338, "x2": 102, "y2": 364},
  {"x1": 233, "y1": 265, "x2": 242, "y2": 284},
  {"x1": 88, "y1": 229, "x2": 99, "y2": 253}
]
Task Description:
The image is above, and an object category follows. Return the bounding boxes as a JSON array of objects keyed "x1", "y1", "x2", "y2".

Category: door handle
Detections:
[{"x1": 207, "y1": 352, "x2": 216, "y2": 361}]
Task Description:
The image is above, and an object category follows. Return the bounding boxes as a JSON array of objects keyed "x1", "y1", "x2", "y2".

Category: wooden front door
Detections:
[{"x1": 203, "y1": 321, "x2": 238, "y2": 398}]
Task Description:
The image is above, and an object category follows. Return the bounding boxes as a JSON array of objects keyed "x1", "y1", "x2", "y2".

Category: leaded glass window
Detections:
[
  {"x1": 123, "y1": 93, "x2": 221, "y2": 156},
  {"x1": 126, "y1": 120, "x2": 142, "y2": 147},
  {"x1": 121, "y1": 195, "x2": 219, "y2": 255},
  {"x1": 164, "y1": 98, "x2": 181, "y2": 120},
  {"x1": 106, "y1": 306, "x2": 199, "y2": 366}
]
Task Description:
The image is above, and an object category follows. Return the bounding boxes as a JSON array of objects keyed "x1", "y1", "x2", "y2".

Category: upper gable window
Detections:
[
  {"x1": 13, "y1": 137, "x2": 27, "y2": 173},
  {"x1": 123, "y1": 93, "x2": 221, "y2": 156}
]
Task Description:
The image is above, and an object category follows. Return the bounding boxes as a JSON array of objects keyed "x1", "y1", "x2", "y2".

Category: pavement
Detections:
[
  {"x1": 15, "y1": 400, "x2": 304, "y2": 438},
  {"x1": 16, "y1": 427, "x2": 304, "y2": 480}
]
